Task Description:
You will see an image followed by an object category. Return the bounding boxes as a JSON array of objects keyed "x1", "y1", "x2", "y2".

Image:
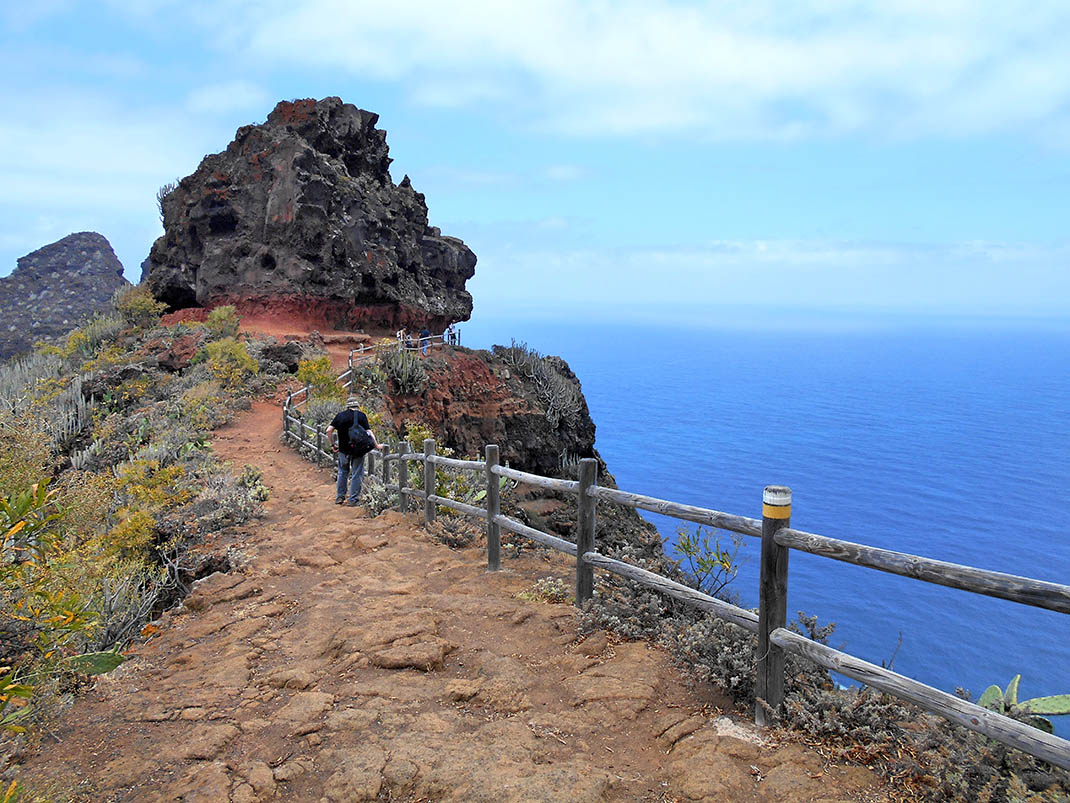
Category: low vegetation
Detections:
[
  {"x1": 493, "y1": 340, "x2": 583, "y2": 429},
  {"x1": 579, "y1": 530, "x2": 1070, "y2": 803},
  {"x1": 0, "y1": 286, "x2": 298, "y2": 787}
]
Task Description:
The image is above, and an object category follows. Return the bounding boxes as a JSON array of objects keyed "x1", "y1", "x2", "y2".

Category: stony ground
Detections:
[{"x1": 14, "y1": 332, "x2": 893, "y2": 802}]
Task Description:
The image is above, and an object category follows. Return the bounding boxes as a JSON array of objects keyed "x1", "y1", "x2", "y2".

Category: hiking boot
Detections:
[
  {"x1": 335, "y1": 498, "x2": 345, "y2": 505},
  {"x1": 345, "y1": 500, "x2": 360, "y2": 507}
]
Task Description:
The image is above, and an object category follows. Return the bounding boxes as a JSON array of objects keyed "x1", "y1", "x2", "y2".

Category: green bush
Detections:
[
  {"x1": 203, "y1": 338, "x2": 258, "y2": 389},
  {"x1": 296, "y1": 356, "x2": 347, "y2": 404},
  {"x1": 114, "y1": 285, "x2": 166, "y2": 329},
  {"x1": 204, "y1": 305, "x2": 240, "y2": 339},
  {"x1": 376, "y1": 348, "x2": 427, "y2": 395}
]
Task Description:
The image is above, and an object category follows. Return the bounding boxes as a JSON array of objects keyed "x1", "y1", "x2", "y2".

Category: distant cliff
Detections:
[
  {"x1": 0, "y1": 232, "x2": 129, "y2": 361},
  {"x1": 145, "y1": 97, "x2": 476, "y2": 332}
]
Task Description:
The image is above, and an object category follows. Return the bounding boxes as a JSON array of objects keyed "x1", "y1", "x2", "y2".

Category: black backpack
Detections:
[{"x1": 347, "y1": 422, "x2": 375, "y2": 458}]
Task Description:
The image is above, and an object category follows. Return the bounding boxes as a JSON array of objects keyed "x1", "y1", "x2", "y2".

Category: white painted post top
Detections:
[{"x1": 763, "y1": 486, "x2": 792, "y2": 506}]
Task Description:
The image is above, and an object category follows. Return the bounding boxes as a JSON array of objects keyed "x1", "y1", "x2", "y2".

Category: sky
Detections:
[{"x1": 2, "y1": 1, "x2": 1069, "y2": 326}]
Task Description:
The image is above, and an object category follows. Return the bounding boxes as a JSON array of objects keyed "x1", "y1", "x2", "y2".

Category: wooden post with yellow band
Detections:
[{"x1": 756, "y1": 485, "x2": 791, "y2": 726}]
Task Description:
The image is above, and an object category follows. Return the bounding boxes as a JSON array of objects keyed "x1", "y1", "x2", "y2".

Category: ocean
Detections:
[{"x1": 460, "y1": 314, "x2": 1070, "y2": 734}]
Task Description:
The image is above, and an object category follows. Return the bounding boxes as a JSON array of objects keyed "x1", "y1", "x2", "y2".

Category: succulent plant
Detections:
[{"x1": 978, "y1": 674, "x2": 1070, "y2": 733}]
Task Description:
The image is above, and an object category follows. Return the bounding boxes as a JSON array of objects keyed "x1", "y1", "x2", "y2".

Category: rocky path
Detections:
[{"x1": 16, "y1": 397, "x2": 887, "y2": 802}]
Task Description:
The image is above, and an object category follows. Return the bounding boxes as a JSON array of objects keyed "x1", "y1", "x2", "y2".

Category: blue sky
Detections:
[{"x1": 2, "y1": 1, "x2": 1068, "y2": 325}]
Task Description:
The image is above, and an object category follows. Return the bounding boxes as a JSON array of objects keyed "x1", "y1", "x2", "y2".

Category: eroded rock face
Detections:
[
  {"x1": 0, "y1": 232, "x2": 129, "y2": 361},
  {"x1": 385, "y1": 348, "x2": 597, "y2": 478},
  {"x1": 145, "y1": 97, "x2": 476, "y2": 331}
]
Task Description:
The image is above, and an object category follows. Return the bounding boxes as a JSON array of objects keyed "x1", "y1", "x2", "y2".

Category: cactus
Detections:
[
  {"x1": 977, "y1": 674, "x2": 1070, "y2": 734},
  {"x1": 65, "y1": 649, "x2": 126, "y2": 676}
]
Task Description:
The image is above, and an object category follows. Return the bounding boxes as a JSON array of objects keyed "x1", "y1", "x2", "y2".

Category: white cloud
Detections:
[
  {"x1": 544, "y1": 164, "x2": 587, "y2": 182},
  {"x1": 211, "y1": 0, "x2": 1070, "y2": 140},
  {"x1": 467, "y1": 239, "x2": 1070, "y2": 317},
  {"x1": 186, "y1": 80, "x2": 269, "y2": 115}
]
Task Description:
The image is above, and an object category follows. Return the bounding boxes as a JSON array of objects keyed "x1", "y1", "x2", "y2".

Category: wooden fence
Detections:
[{"x1": 279, "y1": 354, "x2": 1070, "y2": 772}]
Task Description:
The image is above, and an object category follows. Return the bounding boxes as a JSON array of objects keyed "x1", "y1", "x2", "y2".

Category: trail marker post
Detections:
[{"x1": 756, "y1": 485, "x2": 791, "y2": 726}]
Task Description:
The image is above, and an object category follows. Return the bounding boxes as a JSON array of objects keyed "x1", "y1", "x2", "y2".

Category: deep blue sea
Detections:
[{"x1": 461, "y1": 314, "x2": 1070, "y2": 735}]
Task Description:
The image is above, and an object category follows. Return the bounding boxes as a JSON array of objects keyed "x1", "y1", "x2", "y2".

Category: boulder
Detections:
[{"x1": 144, "y1": 97, "x2": 475, "y2": 332}]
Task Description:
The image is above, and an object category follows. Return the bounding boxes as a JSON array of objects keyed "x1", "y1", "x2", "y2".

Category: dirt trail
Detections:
[{"x1": 16, "y1": 369, "x2": 888, "y2": 802}]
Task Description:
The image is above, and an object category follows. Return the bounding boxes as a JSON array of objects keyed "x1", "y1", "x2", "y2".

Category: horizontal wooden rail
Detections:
[
  {"x1": 428, "y1": 494, "x2": 487, "y2": 519},
  {"x1": 494, "y1": 513, "x2": 578, "y2": 556},
  {"x1": 589, "y1": 486, "x2": 762, "y2": 537},
  {"x1": 491, "y1": 465, "x2": 579, "y2": 494},
  {"x1": 583, "y1": 551, "x2": 759, "y2": 633},
  {"x1": 776, "y1": 528, "x2": 1070, "y2": 615},
  {"x1": 401, "y1": 487, "x2": 426, "y2": 500},
  {"x1": 770, "y1": 628, "x2": 1070, "y2": 771},
  {"x1": 428, "y1": 454, "x2": 487, "y2": 471}
]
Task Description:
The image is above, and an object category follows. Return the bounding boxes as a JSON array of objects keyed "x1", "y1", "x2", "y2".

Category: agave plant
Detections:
[{"x1": 978, "y1": 674, "x2": 1070, "y2": 733}]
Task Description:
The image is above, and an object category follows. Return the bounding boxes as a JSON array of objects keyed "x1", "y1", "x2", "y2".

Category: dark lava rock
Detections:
[
  {"x1": 145, "y1": 97, "x2": 476, "y2": 332},
  {"x1": 0, "y1": 232, "x2": 129, "y2": 361}
]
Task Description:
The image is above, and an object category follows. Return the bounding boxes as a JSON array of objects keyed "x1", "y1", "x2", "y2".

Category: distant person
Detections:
[
  {"x1": 406, "y1": 332, "x2": 415, "y2": 351},
  {"x1": 420, "y1": 326, "x2": 431, "y2": 355},
  {"x1": 445, "y1": 323, "x2": 456, "y2": 345},
  {"x1": 326, "y1": 396, "x2": 385, "y2": 506},
  {"x1": 396, "y1": 327, "x2": 406, "y2": 346}
]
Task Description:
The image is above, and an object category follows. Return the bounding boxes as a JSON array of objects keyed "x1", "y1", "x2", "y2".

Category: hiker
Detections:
[
  {"x1": 396, "y1": 327, "x2": 406, "y2": 346},
  {"x1": 326, "y1": 395, "x2": 385, "y2": 506},
  {"x1": 445, "y1": 323, "x2": 455, "y2": 345},
  {"x1": 420, "y1": 326, "x2": 431, "y2": 355}
]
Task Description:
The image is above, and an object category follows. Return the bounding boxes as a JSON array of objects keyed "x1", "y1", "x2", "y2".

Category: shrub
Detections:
[
  {"x1": 114, "y1": 286, "x2": 165, "y2": 329},
  {"x1": 0, "y1": 414, "x2": 53, "y2": 494},
  {"x1": 493, "y1": 340, "x2": 582, "y2": 429},
  {"x1": 376, "y1": 348, "x2": 426, "y2": 395},
  {"x1": 517, "y1": 577, "x2": 572, "y2": 604},
  {"x1": 674, "y1": 525, "x2": 743, "y2": 601},
  {"x1": 203, "y1": 338, "x2": 258, "y2": 389},
  {"x1": 205, "y1": 306, "x2": 240, "y2": 340},
  {"x1": 296, "y1": 356, "x2": 346, "y2": 405}
]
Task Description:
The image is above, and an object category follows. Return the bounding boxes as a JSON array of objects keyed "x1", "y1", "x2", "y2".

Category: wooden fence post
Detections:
[
  {"x1": 367, "y1": 450, "x2": 375, "y2": 477},
  {"x1": 281, "y1": 399, "x2": 289, "y2": 439},
  {"x1": 486, "y1": 444, "x2": 501, "y2": 572},
  {"x1": 315, "y1": 424, "x2": 323, "y2": 457},
  {"x1": 575, "y1": 458, "x2": 598, "y2": 606},
  {"x1": 756, "y1": 485, "x2": 791, "y2": 726},
  {"x1": 398, "y1": 442, "x2": 409, "y2": 512},
  {"x1": 423, "y1": 439, "x2": 436, "y2": 526},
  {"x1": 381, "y1": 442, "x2": 389, "y2": 484}
]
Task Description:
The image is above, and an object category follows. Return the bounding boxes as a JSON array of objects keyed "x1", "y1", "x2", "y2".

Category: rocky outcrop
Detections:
[
  {"x1": 145, "y1": 97, "x2": 476, "y2": 332},
  {"x1": 0, "y1": 232, "x2": 129, "y2": 361},
  {"x1": 383, "y1": 347, "x2": 596, "y2": 479}
]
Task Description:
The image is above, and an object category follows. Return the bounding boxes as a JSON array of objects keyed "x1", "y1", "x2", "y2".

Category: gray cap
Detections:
[{"x1": 346, "y1": 395, "x2": 360, "y2": 409}]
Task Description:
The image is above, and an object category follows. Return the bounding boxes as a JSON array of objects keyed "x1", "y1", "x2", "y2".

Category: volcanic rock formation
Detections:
[
  {"x1": 145, "y1": 97, "x2": 476, "y2": 331},
  {"x1": 0, "y1": 232, "x2": 129, "y2": 361}
]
